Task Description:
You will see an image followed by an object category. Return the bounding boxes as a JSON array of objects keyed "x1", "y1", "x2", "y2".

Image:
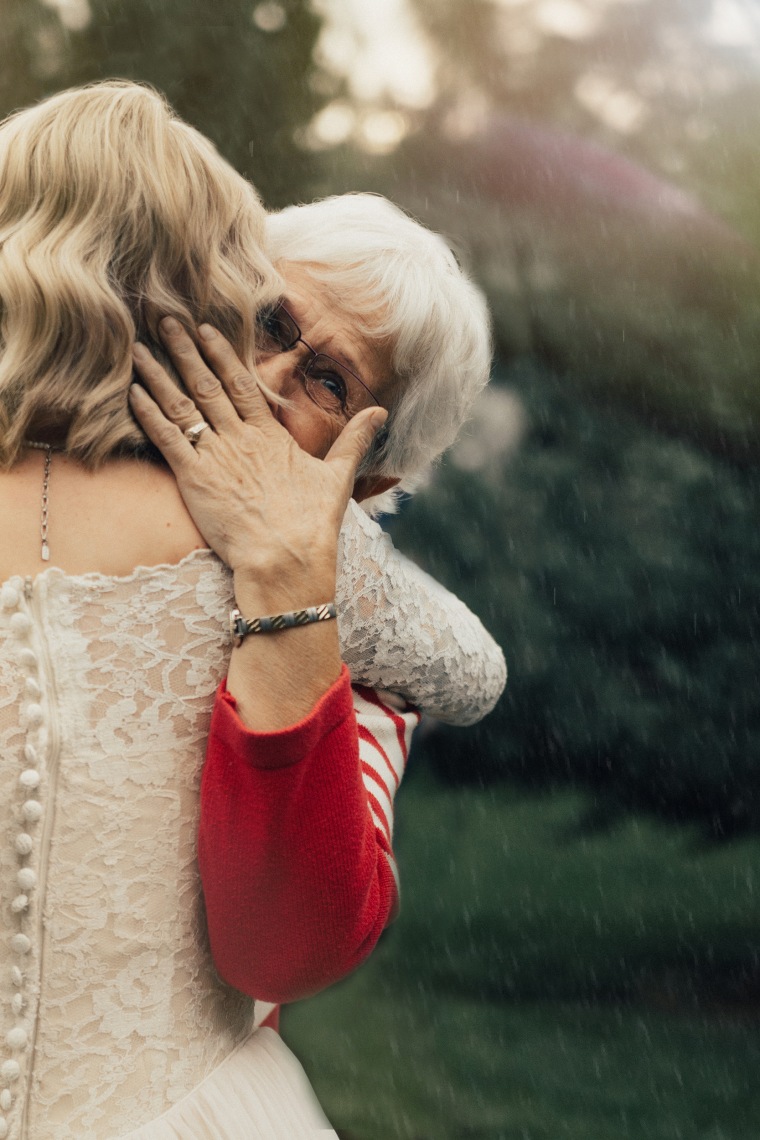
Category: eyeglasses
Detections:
[{"x1": 255, "y1": 301, "x2": 382, "y2": 422}]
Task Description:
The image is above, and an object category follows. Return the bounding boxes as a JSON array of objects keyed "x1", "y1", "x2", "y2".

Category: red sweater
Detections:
[{"x1": 198, "y1": 665, "x2": 419, "y2": 1008}]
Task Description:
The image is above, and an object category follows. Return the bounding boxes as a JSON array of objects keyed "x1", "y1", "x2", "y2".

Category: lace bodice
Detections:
[
  {"x1": 0, "y1": 559, "x2": 250, "y2": 1138},
  {"x1": 0, "y1": 506, "x2": 504, "y2": 1139}
]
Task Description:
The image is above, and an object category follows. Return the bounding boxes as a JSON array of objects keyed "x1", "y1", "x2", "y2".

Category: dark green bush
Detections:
[{"x1": 392, "y1": 357, "x2": 760, "y2": 835}]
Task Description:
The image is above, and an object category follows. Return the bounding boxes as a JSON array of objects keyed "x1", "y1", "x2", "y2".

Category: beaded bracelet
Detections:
[{"x1": 229, "y1": 603, "x2": 337, "y2": 646}]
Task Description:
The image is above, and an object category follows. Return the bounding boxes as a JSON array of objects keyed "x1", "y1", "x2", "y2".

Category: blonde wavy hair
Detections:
[{"x1": 0, "y1": 80, "x2": 279, "y2": 469}]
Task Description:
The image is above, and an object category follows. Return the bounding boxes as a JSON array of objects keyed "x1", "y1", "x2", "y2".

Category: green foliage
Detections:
[
  {"x1": 390, "y1": 358, "x2": 760, "y2": 834},
  {"x1": 285, "y1": 779, "x2": 760, "y2": 1138},
  {"x1": 0, "y1": 0, "x2": 329, "y2": 208}
]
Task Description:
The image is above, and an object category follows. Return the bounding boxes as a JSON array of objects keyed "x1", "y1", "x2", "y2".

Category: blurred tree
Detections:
[
  {"x1": 393, "y1": 356, "x2": 760, "y2": 836},
  {"x1": 0, "y1": 0, "x2": 69, "y2": 114},
  {"x1": 0, "y1": 0, "x2": 333, "y2": 208},
  {"x1": 393, "y1": 0, "x2": 760, "y2": 465},
  {"x1": 410, "y1": 0, "x2": 760, "y2": 175},
  {"x1": 355, "y1": 0, "x2": 760, "y2": 836}
]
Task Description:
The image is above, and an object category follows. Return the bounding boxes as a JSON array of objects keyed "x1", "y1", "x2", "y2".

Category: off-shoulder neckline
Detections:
[{"x1": 1, "y1": 546, "x2": 221, "y2": 593}]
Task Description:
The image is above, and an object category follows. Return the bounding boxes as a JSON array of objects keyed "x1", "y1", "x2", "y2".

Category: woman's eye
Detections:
[{"x1": 313, "y1": 369, "x2": 347, "y2": 404}]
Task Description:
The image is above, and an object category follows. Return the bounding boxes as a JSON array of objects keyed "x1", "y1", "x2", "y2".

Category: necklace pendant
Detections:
[{"x1": 41, "y1": 543, "x2": 50, "y2": 562}]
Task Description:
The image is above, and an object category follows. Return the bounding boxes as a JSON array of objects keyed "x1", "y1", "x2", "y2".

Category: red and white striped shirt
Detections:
[{"x1": 198, "y1": 665, "x2": 418, "y2": 1018}]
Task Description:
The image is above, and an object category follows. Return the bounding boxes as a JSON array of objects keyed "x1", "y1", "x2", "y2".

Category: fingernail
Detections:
[
  {"x1": 132, "y1": 343, "x2": 149, "y2": 361},
  {"x1": 370, "y1": 408, "x2": 388, "y2": 432},
  {"x1": 198, "y1": 324, "x2": 216, "y2": 340},
  {"x1": 128, "y1": 383, "x2": 144, "y2": 400},
  {"x1": 160, "y1": 316, "x2": 181, "y2": 334}
]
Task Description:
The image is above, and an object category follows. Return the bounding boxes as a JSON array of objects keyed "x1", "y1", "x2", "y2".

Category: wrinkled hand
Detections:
[{"x1": 128, "y1": 319, "x2": 386, "y2": 589}]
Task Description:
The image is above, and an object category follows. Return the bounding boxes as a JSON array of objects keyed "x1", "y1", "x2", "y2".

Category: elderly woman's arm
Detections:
[
  {"x1": 200, "y1": 512, "x2": 505, "y2": 1001},
  {"x1": 337, "y1": 498, "x2": 506, "y2": 725},
  {"x1": 199, "y1": 673, "x2": 417, "y2": 1002},
  {"x1": 129, "y1": 320, "x2": 381, "y2": 734},
  {"x1": 198, "y1": 504, "x2": 505, "y2": 1001},
  {"x1": 130, "y1": 325, "x2": 415, "y2": 1005}
]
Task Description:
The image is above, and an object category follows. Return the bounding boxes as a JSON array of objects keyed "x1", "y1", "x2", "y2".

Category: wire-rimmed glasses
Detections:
[{"x1": 255, "y1": 301, "x2": 382, "y2": 422}]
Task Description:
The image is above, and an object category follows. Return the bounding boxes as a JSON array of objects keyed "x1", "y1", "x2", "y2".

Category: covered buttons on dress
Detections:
[
  {"x1": 16, "y1": 870, "x2": 36, "y2": 892},
  {"x1": 9, "y1": 614, "x2": 31, "y2": 639},
  {"x1": 14, "y1": 835, "x2": 32, "y2": 857},
  {"x1": 0, "y1": 586, "x2": 19, "y2": 612},
  {"x1": 1, "y1": 580, "x2": 47, "y2": 1131}
]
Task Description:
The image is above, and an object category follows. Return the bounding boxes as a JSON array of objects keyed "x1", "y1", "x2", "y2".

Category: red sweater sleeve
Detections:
[{"x1": 198, "y1": 665, "x2": 416, "y2": 1004}]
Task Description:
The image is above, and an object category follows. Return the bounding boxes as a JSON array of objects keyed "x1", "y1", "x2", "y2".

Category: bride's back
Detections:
[
  {"x1": 0, "y1": 466, "x2": 255, "y2": 1139},
  {"x1": 0, "y1": 81, "x2": 320, "y2": 1140},
  {"x1": 0, "y1": 452, "x2": 205, "y2": 582}
]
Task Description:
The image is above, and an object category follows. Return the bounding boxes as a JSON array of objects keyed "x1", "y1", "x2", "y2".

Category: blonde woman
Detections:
[{"x1": 0, "y1": 82, "x2": 503, "y2": 1138}]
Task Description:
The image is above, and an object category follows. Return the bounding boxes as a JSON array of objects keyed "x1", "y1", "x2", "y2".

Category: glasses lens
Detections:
[
  {"x1": 303, "y1": 355, "x2": 355, "y2": 419},
  {"x1": 256, "y1": 303, "x2": 299, "y2": 353}
]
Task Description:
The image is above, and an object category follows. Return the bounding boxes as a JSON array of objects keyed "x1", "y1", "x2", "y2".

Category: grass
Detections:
[{"x1": 282, "y1": 771, "x2": 760, "y2": 1139}]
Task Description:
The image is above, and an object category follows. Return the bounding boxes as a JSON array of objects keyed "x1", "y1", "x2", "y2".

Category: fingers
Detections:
[
  {"x1": 324, "y1": 407, "x2": 388, "y2": 486},
  {"x1": 194, "y1": 324, "x2": 273, "y2": 428},
  {"x1": 133, "y1": 319, "x2": 275, "y2": 437},
  {"x1": 131, "y1": 341, "x2": 208, "y2": 436},
  {"x1": 153, "y1": 318, "x2": 241, "y2": 432},
  {"x1": 127, "y1": 380, "x2": 196, "y2": 473}
]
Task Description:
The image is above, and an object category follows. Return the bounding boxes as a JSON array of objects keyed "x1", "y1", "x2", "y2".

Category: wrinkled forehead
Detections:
[{"x1": 275, "y1": 259, "x2": 389, "y2": 338}]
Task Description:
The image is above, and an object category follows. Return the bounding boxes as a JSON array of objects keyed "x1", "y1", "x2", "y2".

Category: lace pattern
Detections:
[
  {"x1": 337, "y1": 500, "x2": 506, "y2": 725},
  {"x1": 0, "y1": 565, "x2": 253, "y2": 1138},
  {"x1": 0, "y1": 507, "x2": 504, "y2": 1137}
]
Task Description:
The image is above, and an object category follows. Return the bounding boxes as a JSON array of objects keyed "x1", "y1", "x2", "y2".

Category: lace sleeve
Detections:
[{"x1": 335, "y1": 499, "x2": 506, "y2": 726}]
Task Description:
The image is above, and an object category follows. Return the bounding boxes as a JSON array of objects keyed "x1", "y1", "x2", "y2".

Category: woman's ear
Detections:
[{"x1": 352, "y1": 475, "x2": 400, "y2": 502}]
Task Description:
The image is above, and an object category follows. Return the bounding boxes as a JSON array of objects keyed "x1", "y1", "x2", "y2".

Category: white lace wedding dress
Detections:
[{"x1": 0, "y1": 500, "x2": 505, "y2": 1139}]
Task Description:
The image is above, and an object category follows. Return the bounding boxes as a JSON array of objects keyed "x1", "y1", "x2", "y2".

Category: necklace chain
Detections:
[{"x1": 23, "y1": 441, "x2": 62, "y2": 562}]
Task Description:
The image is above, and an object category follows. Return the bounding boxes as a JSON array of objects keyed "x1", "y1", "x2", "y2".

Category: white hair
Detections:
[{"x1": 266, "y1": 193, "x2": 492, "y2": 513}]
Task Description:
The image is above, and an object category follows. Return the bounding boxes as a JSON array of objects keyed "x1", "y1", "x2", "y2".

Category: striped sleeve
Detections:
[{"x1": 353, "y1": 686, "x2": 420, "y2": 910}]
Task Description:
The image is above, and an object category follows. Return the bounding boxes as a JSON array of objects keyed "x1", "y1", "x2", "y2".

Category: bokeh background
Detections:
[{"x1": 3, "y1": 1, "x2": 760, "y2": 1136}]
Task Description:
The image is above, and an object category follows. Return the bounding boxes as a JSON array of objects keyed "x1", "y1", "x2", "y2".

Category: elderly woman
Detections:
[
  {"x1": 131, "y1": 194, "x2": 504, "y2": 1019},
  {"x1": 0, "y1": 81, "x2": 502, "y2": 1139}
]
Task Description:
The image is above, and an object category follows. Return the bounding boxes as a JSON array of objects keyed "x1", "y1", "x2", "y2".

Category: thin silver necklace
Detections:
[{"x1": 23, "y1": 441, "x2": 63, "y2": 562}]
